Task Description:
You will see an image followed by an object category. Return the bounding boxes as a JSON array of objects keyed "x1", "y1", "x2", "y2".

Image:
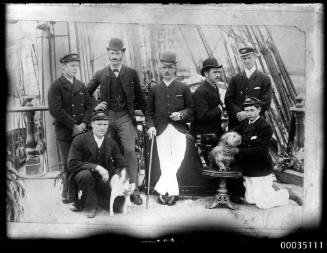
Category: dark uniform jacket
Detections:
[
  {"x1": 145, "y1": 80, "x2": 194, "y2": 136},
  {"x1": 225, "y1": 70, "x2": 272, "y2": 129},
  {"x1": 67, "y1": 131, "x2": 126, "y2": 201},
  {"x1": 86, "y1": 65, "x2": 147, "y2": 123},
  {"x1": 48, "y1": 75, "x2": 96, "y2": 141},
  {"x1": 191, "y1": 79, "x2": 224, "y2": 137},
  {"x1": 233, "y1": 116, "x2": 273, "y2": 177}
]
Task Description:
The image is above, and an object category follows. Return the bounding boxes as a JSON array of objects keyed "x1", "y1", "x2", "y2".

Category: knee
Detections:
[{"x1": 75, "y1": 170, "x2": 95, "y2": 187}]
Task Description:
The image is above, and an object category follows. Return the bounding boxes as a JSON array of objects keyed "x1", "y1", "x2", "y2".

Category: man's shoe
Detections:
[
  {"x1": 69, "y1": 202, "x2": 83, "y2": 212},
  {"x1": 157, "y1": 194, "x2": 167, "y2": 205},
  {"x1": 130, "y1": 194, "x2": 143, "y2": 205},
  {"x1": 167, "y1": 195, "x2": 177, "y2": 206},
  {"x1": 84, "y1": 208, "x2": 96, "y2": 218}
]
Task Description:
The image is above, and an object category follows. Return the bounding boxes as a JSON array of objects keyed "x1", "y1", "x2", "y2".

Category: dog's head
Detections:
[
  {"x1": 114, "y1": 167, "x2": 130, "y2": 183},
  {"x1": 221, "y1": 131, "x2": 242, "y2": 147}
]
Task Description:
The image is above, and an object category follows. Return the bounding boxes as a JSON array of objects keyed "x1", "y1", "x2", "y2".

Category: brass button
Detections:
[{"x1": 72, "y1": 114, "x2": 76, "y2": 117}]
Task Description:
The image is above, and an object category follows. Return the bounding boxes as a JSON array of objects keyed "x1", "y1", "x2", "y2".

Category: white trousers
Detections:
[
  {"x1": 244, "y1": 174, "x2": 289, "y2": 209},
  {"x1": 154, "y1": 124, "x2": 186, "y2": 196}
]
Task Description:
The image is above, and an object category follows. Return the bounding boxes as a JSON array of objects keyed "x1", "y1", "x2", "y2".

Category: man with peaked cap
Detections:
[
  {"x1": 48, "y1": 53, "x2": 96, "y2": 204},
  {"x1": 224, "y1": 47, "x2": 272, "y2": 203},
  {"x1": 86, "y1": 38, "x2": 146, "y2": 205},
  {"x1": 67, "y1": 111, "x2": 127, "y2": 218},
  {"x1": 224, "y1": 47, "x2": 272, "y2": 130},
  {"x1": 228, "y1": 97, "x2": 290, "y2": 208},
  {"x1": 191, "y1": 57, "x2": 224, "y2": 139},
  {"x1": 145, "y1": 51, "x2": 194, "y2": 206}
]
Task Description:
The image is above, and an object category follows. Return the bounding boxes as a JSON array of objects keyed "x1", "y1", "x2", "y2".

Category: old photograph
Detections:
[{"x1": 4, "y1": 3, "x2": 323, "y2": 246}]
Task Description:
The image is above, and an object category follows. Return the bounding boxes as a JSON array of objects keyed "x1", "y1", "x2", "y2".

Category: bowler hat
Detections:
[
  {"x1": 200, "y1": 58, "x2": 222, "y2": 76},
  {"x1": 242, "y1": 97, "x2": 262, "y2": 107},
  {"x1": 60, "y1": 53, "x2": 80, "y2": 63},
  {"x1": 106, "y1": 38, "x2": 126, "y2": 51},
  {"x1": 239, "y1": 47, "x2": 257, "y2": 57},
  {"x1": 160, "y1": 51, "x2": 177, "y2": 64},
  {"x1": 90, "y1": 111, "x2": 109, "y2": 121}
]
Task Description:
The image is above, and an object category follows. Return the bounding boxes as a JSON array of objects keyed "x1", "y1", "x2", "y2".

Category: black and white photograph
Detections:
[{"x1": 3, "y1": 3, "x2": 324, "y2": 247}]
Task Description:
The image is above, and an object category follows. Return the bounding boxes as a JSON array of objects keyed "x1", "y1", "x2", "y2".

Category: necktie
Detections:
[{"x1": 113, "y1": 69, "x2": 119, "y2": 73}]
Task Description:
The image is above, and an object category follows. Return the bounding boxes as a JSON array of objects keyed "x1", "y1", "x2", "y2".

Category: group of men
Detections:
[{"x1": 48, "y1": 37, "x2": 290, "y2": 218}]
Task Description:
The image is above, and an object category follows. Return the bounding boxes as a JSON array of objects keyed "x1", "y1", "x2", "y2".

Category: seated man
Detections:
[
  {"x1": 67, "y1": 111, "x2": 127, "y2": 218},
  {"x1": 231, "y1": 97, "x2": 289, "y2": 208}
]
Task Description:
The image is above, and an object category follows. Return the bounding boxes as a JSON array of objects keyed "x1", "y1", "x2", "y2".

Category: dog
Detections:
[
  {"x1": 208, "y1": 131, "x2": 242, "y2": 172},
  {"x1": 109, "y1": 167, "x2": 135, "y2": 216}
]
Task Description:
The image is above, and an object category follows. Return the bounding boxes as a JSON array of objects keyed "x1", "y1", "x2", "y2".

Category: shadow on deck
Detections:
[{"x1": 7, "y1": 171, "x2": 304, "y2": 240}]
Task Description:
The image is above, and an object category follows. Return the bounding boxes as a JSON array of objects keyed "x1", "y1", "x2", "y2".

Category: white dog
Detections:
[
  {"x1": 209, "y1": 131, "x2": 242, "y2": 172},
  {"x1": 109, "y1": 168, "x2": 135, "y2": 216}
]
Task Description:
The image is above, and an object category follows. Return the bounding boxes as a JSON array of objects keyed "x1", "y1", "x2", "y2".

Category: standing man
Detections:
[
  {"x1": 224, "y1": 47, "x2": 272, "y2": 204},
  {"x1": 67, "y1": 111, "x2": 127, "y2": 218},
  {"x1": 86, "y1": 38, "x2": 146, "y2": 205},
  {"x1": 48, "y1": 53, "x2": 96, "y2": 204},
  {"x1": 145, "y1": 51, "x2": 194, "y2": 206},
  {"x1": 191, "y1": 57, "x2": 224, "y2": 139},
  {"x1": 225, "y1": 47, "x2": 272, "y2": 130}
]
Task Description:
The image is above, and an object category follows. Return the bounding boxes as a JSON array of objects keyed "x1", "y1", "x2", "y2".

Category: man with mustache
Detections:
[
  {"x1": 191, "y1": 58, "x2": 224, "y2": 139},
  {"x1": 145, "y1": 51, "x2": 194, "y2": 206},
  {"x1": 48, "y1": 53, "x2": 96, "y2": 204},
  {"x1": 86, "y1": 38, "x2": 146, "y2": 205},
  {"x1": 224, "y1": 47, "x2": 272, "y2": 204}
]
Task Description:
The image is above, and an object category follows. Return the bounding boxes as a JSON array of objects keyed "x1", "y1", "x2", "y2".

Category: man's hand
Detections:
[
  {"x1": 236, "y1": 111, "x2": 248, "y2": 121},
  {"x1": 72, "y1": 123, "x2": 86, "y2": 136},
  {"x1": 170, "y1": 112, "x2": 182, "y2": 121},
  {"x1": 94, "y1": 101, "x2": 107, "y2": 111},
  {"x1": 95, "y1": 165, "x2": 109, "y2": 182},
  {"x1": 147, "y1": 127, "x2": 156, "y2": 139}
]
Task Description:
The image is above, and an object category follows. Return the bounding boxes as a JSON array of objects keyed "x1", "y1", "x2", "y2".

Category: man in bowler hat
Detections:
[
  {"x1": 145, "y1": 51, "x2": 194, "y2": 206},
  {"x1": 67, "y1": 111, "x2": 127, "y2": 218},
  {"x1": 86, "y1": 38, "x2": 146, "y2": 205},
  {"x1": 191, "y1": 57, "x2": 224, "y2": 139},
  {"x1": 48, "y1": 53, "x2": 96, "y2": 204}
]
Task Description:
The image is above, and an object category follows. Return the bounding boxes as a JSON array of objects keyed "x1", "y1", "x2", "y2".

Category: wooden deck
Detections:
[{"x1": 7, "y1": 171, "x2": 304, "y2": 240}]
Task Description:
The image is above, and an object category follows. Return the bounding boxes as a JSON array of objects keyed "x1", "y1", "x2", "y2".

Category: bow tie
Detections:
[{"x1": 112, "y1": 69, "x2": 119, "y2": 73}]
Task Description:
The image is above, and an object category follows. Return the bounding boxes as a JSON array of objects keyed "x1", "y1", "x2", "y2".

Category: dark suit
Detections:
[
  {"x1": 86, "y1": 65, "x2": 146, "y2": 192},
  {"x1": 233, "y1": 117, "x2": 273, "y2": 177},
  {"x1": 48, "y1": 75, "x2": 95, "y2": 141},
  {"x1": 86, "y1": 65, "x2": 146, "y2": 122},
  {"x1": 191, "y1": 79, "x2": 223, "y2": 137},
  {"x1": 225, "y1": 70, "x2": 272, "y2": 129},
  {"x1": 48, "y1": 75, "x2": 96, "y2": 201},
  {"x1": 67, "y1": 131, "x2": 126, "y2": 209},
  {"x1": 145, "y1": 80, "x2": 194, "y2": 136}
]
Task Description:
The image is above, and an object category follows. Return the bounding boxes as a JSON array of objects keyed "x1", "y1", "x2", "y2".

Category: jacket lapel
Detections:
[
  {"x1": 72, "y1": 78, "x2": 84, "y2": 94},
  {"x1": 59, "y1": 75, "x2": 73, "y2": 91},
  {"x1": 118, "y1": 65, "x2": 129, "y2": 97}
]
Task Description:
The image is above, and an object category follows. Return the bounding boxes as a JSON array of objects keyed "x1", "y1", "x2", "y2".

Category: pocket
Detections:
[{"x1": 175, "y1": 94, "x2": 184, "y2": 109}]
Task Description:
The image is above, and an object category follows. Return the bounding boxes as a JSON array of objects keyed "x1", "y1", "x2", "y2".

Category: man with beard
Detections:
[
  {"x1": 86, "y1": 38, "x2": 146, "y2": 205},
  {"x1": 48, "y1": 53, "x2": 95, "y2": 204},
  {"x1": 145, "y1": 51, "x2": 194, "y2": 206},
  {"x1": 191, "y1": 57, "x2": 224, "y2": 139}
]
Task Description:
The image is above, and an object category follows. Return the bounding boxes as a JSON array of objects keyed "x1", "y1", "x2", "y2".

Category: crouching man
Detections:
[
  {"x1": 67, "y1": 111, "x2": 126, "y2": 218},
  {"x1": 231, "y1": 97, "x2": 289, "y2": 208}
]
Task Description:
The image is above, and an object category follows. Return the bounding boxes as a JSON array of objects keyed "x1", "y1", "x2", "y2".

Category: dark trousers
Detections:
[
  {"x1": 57, "y1": 140, "x2": 72, "y2": 200},
  {"x1": 227, "y1": 177, "x2": 245, "y2": 199},
  {"x1": 107, "y1": 110, "x2": 139, "y2": 194},
  {"x1": 74, "y1": 169, "x2": 125, "y2": 211}
]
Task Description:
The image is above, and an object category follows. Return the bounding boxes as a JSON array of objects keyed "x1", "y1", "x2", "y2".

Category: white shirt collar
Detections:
[
  {"x1": 109, "y1": 64, "x2": 122, "y2": 72},
  {"x1": 63, "y1": 74, "x2": 74, "y2": 84},
  {"x1": 163, "y1": 79, "x2": 174, "y2": 87},
  {"x1": 249, "y1": 116, "x2": 260, "y2": 124},
  {"x1": 244, "y1": 65, "x2": 256, "y2": 79},
  {"x1": 93, "y1": 134, "x2": 105, "y2": 148}
]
